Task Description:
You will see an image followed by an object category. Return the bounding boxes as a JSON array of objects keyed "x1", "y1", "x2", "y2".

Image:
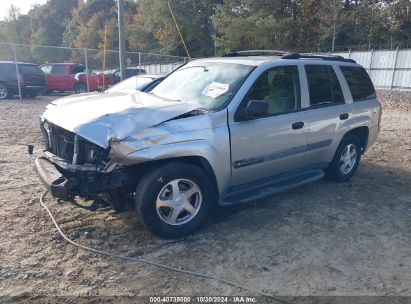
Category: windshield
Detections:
[
  {"x1": 106, "y1": 76, "x2": 155, "y2": 93},
  {"x1": 150, "y1": 62, "x2": 254, "y2": 110}
]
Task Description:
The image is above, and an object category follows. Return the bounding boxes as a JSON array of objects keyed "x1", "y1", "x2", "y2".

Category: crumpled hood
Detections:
[{"x1": 42, "y1": 91, "x2": 200, "y2": 148}]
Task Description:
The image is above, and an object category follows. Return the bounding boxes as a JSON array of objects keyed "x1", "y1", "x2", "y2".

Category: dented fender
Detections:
[
  {"x1": 108, "y1": 110, "x2": 231, "y2": 194},
  {"x1": 121, "y1": 140, "x2": 231, "y2": 194}
]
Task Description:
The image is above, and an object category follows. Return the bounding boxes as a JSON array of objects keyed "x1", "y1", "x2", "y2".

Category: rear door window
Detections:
[
  {"x1": 51, "y1": 65, "x2": 66, "y2": 74},
  {"x1": 340, "y1": 66, "x2": 376, "y2": 101},
  {"x1": 305, "y1": 65, "x2": 345, "y2": 106}
]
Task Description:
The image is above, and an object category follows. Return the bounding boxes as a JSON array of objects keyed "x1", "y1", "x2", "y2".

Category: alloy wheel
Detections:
[
  {"x1": 156, "y1": 179, "x2": 202, "y2": 225},
  {"x1": 0, "y1": 85, "x2": 7, "y2": 99},
  {"x1": 339, "y1": 144, "x2": 357, "y2": 175}
]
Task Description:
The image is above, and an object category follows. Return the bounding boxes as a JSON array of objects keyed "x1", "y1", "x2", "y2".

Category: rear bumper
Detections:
[
  {"x1": 365, "y1": 125, "x2": 379, "y2": 151},
  {"x1": 34, "y1": 156, "x2": 71, "y2": 200}
]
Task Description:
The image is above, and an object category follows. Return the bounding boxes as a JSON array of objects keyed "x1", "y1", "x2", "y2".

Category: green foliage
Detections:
[{"x1": 0, "y1": 0, "x2": 410, "y2": 59}]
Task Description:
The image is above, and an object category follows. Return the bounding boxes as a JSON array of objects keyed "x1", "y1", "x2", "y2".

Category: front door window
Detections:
[{"x1": 243, "y1": 65, "x2": 301, "y2": 116}]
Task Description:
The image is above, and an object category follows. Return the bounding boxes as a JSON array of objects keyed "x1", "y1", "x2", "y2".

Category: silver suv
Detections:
[{"x1": 35, "y1": 51, "x2": 381, "y2": 238}]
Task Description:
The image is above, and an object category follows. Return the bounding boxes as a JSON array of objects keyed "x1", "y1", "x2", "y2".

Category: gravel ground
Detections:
[{"x1": 0, "y1": 91, "x2": 410, "y2": 302}]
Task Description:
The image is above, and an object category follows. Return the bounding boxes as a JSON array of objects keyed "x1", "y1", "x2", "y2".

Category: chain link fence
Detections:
[
  {"x1": 2, "y1": 42, "x2": 410, "y2": 101},
  {"x1": 0, "y1": 42, "x2": 187, "y2": 99}
]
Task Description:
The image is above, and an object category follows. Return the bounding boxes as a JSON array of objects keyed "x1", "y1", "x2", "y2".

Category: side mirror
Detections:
[{"x1": 244, "y1": 100, "x2": 269, "y2": 118}]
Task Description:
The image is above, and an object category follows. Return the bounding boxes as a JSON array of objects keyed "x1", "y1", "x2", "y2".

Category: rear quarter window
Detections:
[
  {"x1": 0, "y1": 63, "x2": 17, "y2": 74},
  {"x1": 19, "y1": 64, "x2": 43, "y2": 75},
  {"x1": 340, "y1": 66, "x2": 376, "y2": 101}
]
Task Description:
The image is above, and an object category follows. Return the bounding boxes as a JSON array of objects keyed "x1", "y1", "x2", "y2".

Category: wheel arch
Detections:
[
  {"x1": 343, "y1": 126, "x2": 369, "y2": 153},
  {"x1": 113, "y1": 139, "x2": 231, "y2": 195},
  {"x1": 133, "y1": 155, "x2": 220, "y2": 197}
]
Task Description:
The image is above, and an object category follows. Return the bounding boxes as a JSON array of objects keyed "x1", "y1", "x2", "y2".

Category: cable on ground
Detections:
[{"x1": 39, "y1": 190, "x2": 297, "y2": 304}]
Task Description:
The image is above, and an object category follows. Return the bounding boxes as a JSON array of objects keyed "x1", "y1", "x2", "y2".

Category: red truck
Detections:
[{"x1": 40, "y1": 63, "x2": 114, "y2": 94}]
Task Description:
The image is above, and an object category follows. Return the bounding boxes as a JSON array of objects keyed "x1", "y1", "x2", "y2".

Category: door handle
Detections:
[
  {"x1": 340, "y1": 113, "x2": 349, "y2": 120},
  {"x1": 292, "y1": 121, "x2": 304, "y2": 130}
]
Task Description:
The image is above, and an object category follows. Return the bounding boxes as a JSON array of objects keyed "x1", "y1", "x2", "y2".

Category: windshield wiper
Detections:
[{"x1": 178, "y1": 65, "x2": 208, "y2": 72}]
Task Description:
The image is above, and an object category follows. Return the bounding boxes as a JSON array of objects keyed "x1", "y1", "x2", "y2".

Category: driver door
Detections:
[{"x1": 229, "y1": 65, "x2": 309, "y2": 186}]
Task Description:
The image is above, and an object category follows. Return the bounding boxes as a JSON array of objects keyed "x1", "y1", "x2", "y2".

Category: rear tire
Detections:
[
  {"x1": 325, "y1": 135, "x2": 362, "y2": 182},
  {"x1": 0, "y1": 83, "x2": 10, "y2": 100},
  {"x1": 74, "y1": 83, "x2": 87, "y2": 94},
  {"x1": 135, "y1": 162, "x2": 215, "y2": 238}
]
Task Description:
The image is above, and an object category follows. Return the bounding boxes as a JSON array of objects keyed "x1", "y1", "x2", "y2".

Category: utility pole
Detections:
[
  {"x1": 331, "y1": 5, "x2": 337, "y2": 53},
  {"x1": 368, "y1": 6, "x2": 373, "y2": 50},
  {"x1": 118, "y1": 0, "x2": 126, "y2": 81}
]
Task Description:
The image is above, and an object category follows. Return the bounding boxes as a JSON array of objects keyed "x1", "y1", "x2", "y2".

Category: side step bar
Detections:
[{"x1": 220, "y1": 169, "x2": 324, "y2": 206}]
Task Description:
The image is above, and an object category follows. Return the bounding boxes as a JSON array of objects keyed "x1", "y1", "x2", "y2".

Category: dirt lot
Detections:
[{"x1": 0, "y1": 91, "x2": 410, "y2": 302}]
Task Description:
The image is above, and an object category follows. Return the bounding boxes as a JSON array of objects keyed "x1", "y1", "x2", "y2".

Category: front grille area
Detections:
[
  {"x1": 49, "y1": 124, "x2": 74, "y2": 161},
  {"x1": 46, "y1": 123, "x2": 109, "y2": 166}
]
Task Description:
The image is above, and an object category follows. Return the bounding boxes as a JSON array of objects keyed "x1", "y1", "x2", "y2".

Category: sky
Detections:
[{"x1": 0, "y1": 0, "x2": 48, "y2": 21}]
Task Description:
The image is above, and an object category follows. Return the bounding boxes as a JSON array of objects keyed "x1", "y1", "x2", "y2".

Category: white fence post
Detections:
[
  {"x1": 369, "y1": 48, "x2": 374, "y2": 74},
  {"x1": 12, "y1": 44, "x2": 22, "y2": 101},
  {"x1": 138, "y1": 52, "x2": 142, "y2": 71},
  {"x1": 390, "y1": 47, "x2": 399, "y2": 90}
]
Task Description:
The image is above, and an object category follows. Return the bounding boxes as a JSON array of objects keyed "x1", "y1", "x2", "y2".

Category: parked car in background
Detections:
[
  {"x1": 0, "y1": 61, "x2": 46, "y2": 99},
  {"x1": 105, "y1": 74, "x2": 165, "y2": 93},
  {"x1": 41, "y1": 63, "x2": 114, "y2": 94},
  {"x1": 113, "y1": 67, "x2": 147, "y2": 83}
]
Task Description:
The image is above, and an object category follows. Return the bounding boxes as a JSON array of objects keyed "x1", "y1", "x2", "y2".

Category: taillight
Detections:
[{"x1": 18, "y1": 73, "x2": 24, "y2": 85}]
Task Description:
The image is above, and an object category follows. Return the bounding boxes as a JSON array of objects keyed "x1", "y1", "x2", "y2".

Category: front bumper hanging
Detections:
[
  {"x1": 34, "y1": 153, "x2": 136, "y2": 201},
  {"x1": 34, "y1": 156, "x2": 71, "y2": 200}
]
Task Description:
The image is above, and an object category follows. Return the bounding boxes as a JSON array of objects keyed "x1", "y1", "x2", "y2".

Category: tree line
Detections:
[{"x1": 0, "y1": 0, "x2": 410, "y2": 59}]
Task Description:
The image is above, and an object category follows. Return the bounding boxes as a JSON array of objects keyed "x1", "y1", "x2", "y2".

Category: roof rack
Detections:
[
  {"x1": 222, "y1": 50, "x2": 356, "y2": 63},
  {"x1": 222, "y1": 50, "x2": 290, "y2": 57},
  {"x1": 281, "y1": 53, "x2": 356, "y2": 63}
]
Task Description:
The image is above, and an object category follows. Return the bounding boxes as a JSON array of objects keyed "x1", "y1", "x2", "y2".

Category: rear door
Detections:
[
  {"x1": 301, "y1": 64, "x2": 353, "y2": 168},
  {"x1": 229, "y1": 64, "x2": 309, "y2": 186},
  {"x1": 49, "y1": 64, "x2": 67, "y2": 90}
]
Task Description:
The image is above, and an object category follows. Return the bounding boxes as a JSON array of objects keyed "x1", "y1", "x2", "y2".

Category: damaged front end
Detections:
[
  {"x1": 34, "y1": 91, "x2": 203, "y2": 201},
  {"x1": 35, "y1": 120, "x2": 134, "y2": 200}
]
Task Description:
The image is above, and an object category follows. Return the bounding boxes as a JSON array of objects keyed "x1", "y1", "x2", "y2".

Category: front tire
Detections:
[
  {"x1": 325, "y1": 135, "x2": 362, "y2": 182},
  {"x1": 135, "y1": 162, "x2": 215, "y2": 238},
  {"x1": 74, "y1": 83, "x2": 87, "y2": 94}
]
